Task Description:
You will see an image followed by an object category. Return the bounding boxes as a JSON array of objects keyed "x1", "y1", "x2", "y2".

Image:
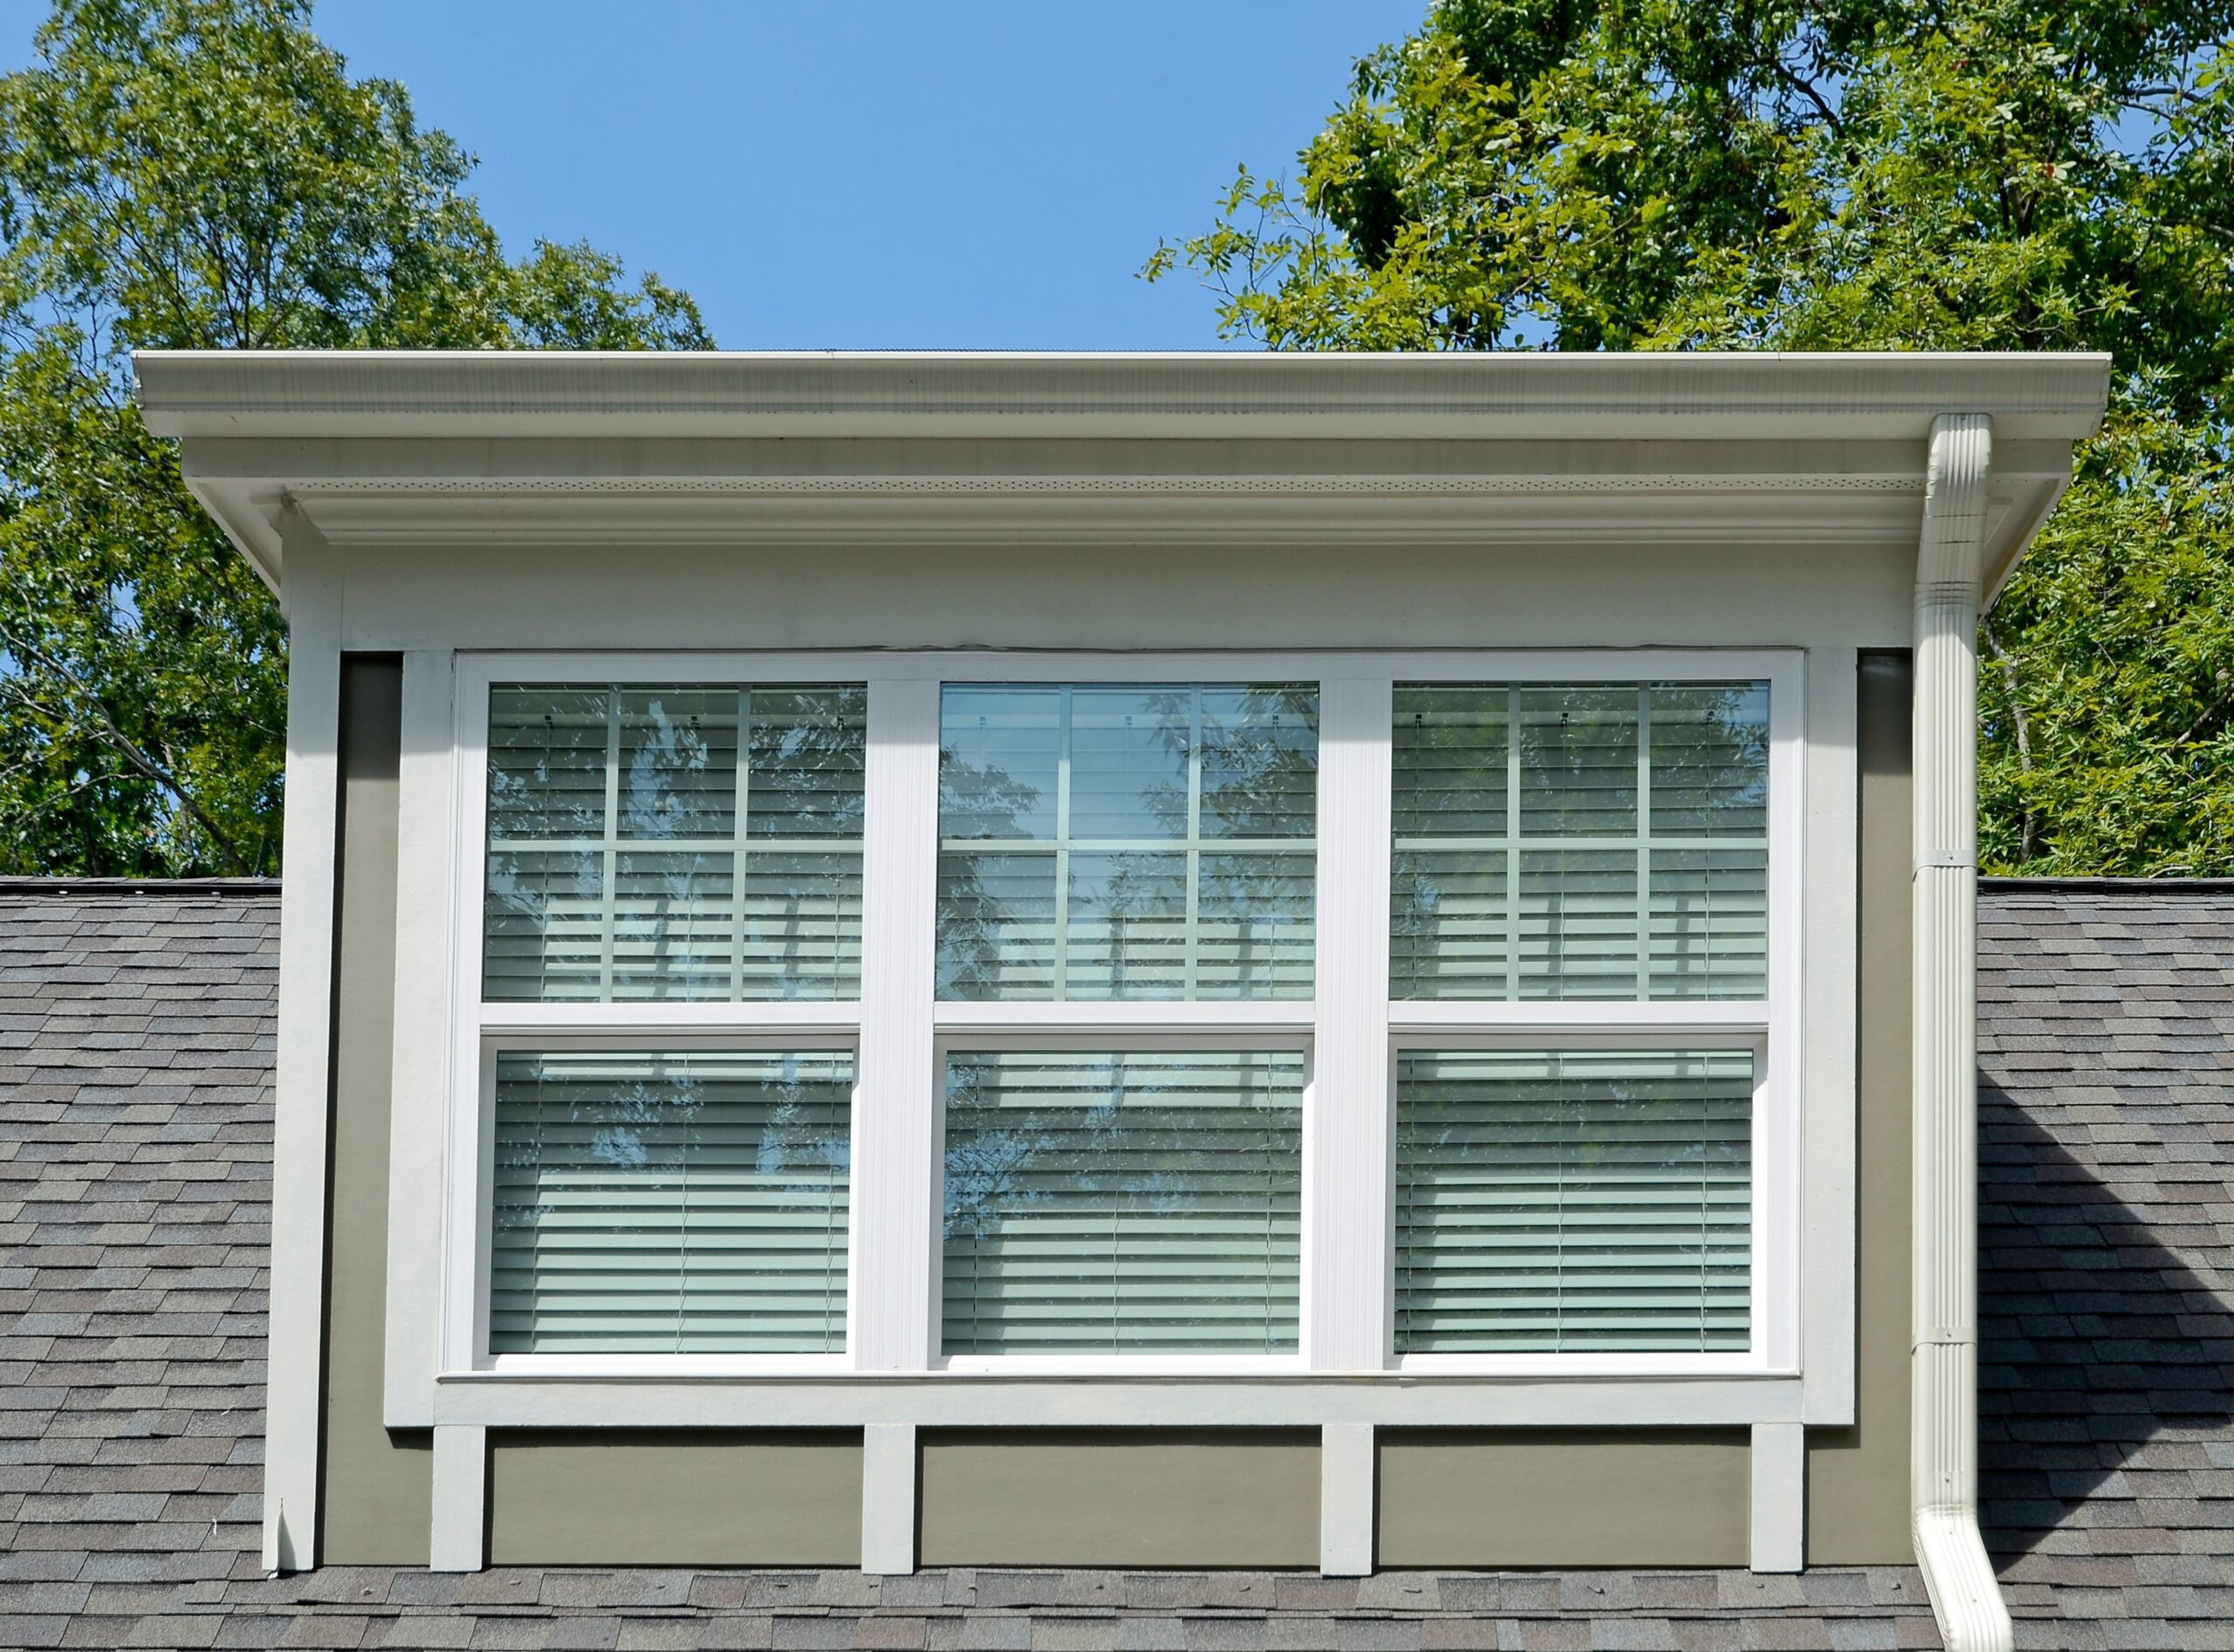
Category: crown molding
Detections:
[{"x1": 271, "y1": 472, "x2": 1941, "y2": 551}]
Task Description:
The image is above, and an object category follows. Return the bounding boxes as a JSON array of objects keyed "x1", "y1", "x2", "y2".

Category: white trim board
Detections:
[{"x1": 261, "y1": 521, "x2": 342, "y2": 1573}]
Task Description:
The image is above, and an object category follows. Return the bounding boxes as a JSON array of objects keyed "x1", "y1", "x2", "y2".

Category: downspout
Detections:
[{"x1": 1910, "y1": 412, "x2": 2012, "y2": 1651}]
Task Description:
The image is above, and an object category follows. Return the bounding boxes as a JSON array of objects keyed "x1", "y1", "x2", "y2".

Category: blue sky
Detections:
[{"x1": 6, "y1": 2, "x2": 1429, "y2": 349}]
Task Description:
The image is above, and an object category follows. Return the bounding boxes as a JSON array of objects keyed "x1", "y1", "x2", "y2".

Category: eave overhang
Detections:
[{"x1": 132, "y1": 349, "x2": 2111, "y2": 595}]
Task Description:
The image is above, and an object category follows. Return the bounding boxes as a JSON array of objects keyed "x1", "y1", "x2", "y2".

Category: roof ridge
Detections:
[
  {"x1": 1981, "y1": 875, "x2": 2234, "y2": 893},
  {"x1": 0, "y1": 874, "x2": 279, "y2": 897}
]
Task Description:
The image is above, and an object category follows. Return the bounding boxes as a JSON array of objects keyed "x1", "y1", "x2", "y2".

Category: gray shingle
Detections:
[{"x1": 3, "y1": 881, "x2": 2229, "y2": 1649}]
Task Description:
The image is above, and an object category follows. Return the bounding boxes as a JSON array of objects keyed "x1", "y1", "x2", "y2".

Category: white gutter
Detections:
[{"x1": 1911, "y1": 412, "x2": 2012, "y2": 1651}]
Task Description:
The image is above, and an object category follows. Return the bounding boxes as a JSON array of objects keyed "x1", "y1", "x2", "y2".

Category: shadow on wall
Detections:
[{"x1": 1977, "y1": 1090, "x2": 2234, "y2": 1560}]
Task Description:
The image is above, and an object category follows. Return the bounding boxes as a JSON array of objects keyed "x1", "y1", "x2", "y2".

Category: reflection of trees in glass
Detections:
[
  {"x1": 935, "y1": 743, "x2": 1049, "y2": 995},
  {"x1": 1200, "y1": 686, "x2": 1318, "y2": 837},
  {"x1": 1648, "y1": 684, "x2": 1768, "y2": 833},
  {"x1": 492, "y1": 1054, "x2": 854, "y2": 1351},
  {"x1": 1519, "y1": 687, "x2": 1638, "y2": 835},
  {"x1": 620, "y1": 691, "x2": 732, "y2": 840},
  {"x1": 484, "y1": 685, "x2": 866, "y2": 1002},
  {"x1": 1391, "y1": 682, "x2": 1769, "y2": 1003},
  {"x1": 488, "y1": 687, "x2": 609, "y2": 840},
  {"x1": 749, "y1": 687, "x2": 867, "y2": 838},
  {"x1": 936, "y1": 684, "x2": 1318, "y2": 1001},
  {"x1": 941, "y1": 1054, "x2": 1304, "y2": 1352}
]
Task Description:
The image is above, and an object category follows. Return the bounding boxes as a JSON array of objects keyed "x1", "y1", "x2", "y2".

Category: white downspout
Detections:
[{"x1": 1910, "y1": 412, "x2": 2012, "y2": 1652}]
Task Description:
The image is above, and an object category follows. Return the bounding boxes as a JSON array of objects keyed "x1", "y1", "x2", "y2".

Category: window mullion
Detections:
[
  {"x1": 853, "y1": 677, "x2": 940, "y2": 1371},
  {"x1": 1307, "y1": 675, "x2": 1394, "y2": 1372},
  {"x1": 599, "y1": 688, "x2": 621, "y2": 1000}
]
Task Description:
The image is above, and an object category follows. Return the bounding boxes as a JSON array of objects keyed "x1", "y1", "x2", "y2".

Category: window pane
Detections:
[
  {"x1": 490, "y1": 1051, "x2": 853, "y2": 1354},
  {"x1": 1389, "y1": 682, "x2": 1769, "y2": 1000},
  {"x1": 483, "y1": 685, "x2": 866, "y2": 1002},
  {"x1": 1395, "y1": 1050, "x2": 1752, "y2": 1354},
  {"x1": 937, "y1": 684, "x2": 1318, "y2": 1000},
  {"x1": 942, "y1": 1051, "x2": 1304, "y2": 1354},
  {"x1": 1519, "y1": 688, "x2": 1638, "y2": 836},
  {"x1": 939, "y1": 687, "x2": 1059, "y2": 840},
  {"x1": 936, "y1": 851, "x2": 1058, "y2": 998},
  {"x1": 1069, "y1": 688, "x2": 1190, "y2": 840}
]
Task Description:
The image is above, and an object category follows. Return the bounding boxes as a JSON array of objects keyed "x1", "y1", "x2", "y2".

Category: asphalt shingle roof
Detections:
[{"x1": 1, "y1": 879, "x2": 2227, "y2": 1650}]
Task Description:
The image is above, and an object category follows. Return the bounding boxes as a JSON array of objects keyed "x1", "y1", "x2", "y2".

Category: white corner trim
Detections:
[
  {"x1": 1749, "y1": 1422, "x2": 1806, "y2": 1573},
  {"x1": 384, "y1": 650, "x2": 456, "y2": 1427},
  {"x1": 1309, "y1": 679, "x2": 1395, "y2": 1372},
  {"x1": 428, "y1": 1424, "x2": 489, "y2": 1572},
  {"x1": 262, "y1": 518, "x2": 342, "y2": 1574},
  {"x1": 1320, "y1": 1422, "x2": 1377, "y2": 1576},
  {"x1": 860, "y1": 1424, "x2": 919, "y2": 1575},
  {"x1": 1910, "y1": 413, "x2": 2015, "y2": 1652},
  {"x1": 1800, "y1": 648, "x2": 1860, "y2": 1424}
]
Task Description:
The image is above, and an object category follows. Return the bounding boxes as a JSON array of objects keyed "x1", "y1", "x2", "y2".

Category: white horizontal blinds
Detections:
[
  {"x1": 1388, "y1": 682, "x2": 1770, "y2": 999},
  {"x1": 1394, "y1": 1049, "x2": 1753, "y2": 1353},
  {"x1": 483, "y1": 684, "x2": 866, "y2": 1002},
  {"x1": 941, "y1": 1051, "x2": 1304, "y2": 1354},
  {"x1": 935, "y1": 685, "x2": 1317, "y2": 1000},
  {"x1": 490, "y1": 1051, "x2": 853, "y2": 1354},
  {"x1": 1645, "y1": 685, "x2": 1771, "y2": 997}
]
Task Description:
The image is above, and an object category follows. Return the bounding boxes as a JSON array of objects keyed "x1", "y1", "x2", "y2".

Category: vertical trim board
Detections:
[
  {"x1": 860, "y1": 1423, "x2": 919, "y2": 1574},
  {"x1": 1320, "y1": 1422, "x2": 1376, "y2": 1575},
  {"x1": 263, "y1": 518, "x2": 343, "y2": 1573},
  {"x1": 1750, "y1": 1421, "x2": 1806, "y2": 1572},
  {"x1": 428, "y1": 1424, "x2": 489, "y2": 1572}
]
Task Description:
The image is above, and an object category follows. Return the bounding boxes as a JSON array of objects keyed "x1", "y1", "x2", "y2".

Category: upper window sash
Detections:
[{"x1": 1390, "y1": 681, "x2": 1772, "y2": 1004}]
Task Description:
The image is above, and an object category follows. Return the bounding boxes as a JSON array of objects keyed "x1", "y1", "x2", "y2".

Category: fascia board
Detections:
[{"x1": 135, "y1": 348, "x2": 2113, "y2": 444}]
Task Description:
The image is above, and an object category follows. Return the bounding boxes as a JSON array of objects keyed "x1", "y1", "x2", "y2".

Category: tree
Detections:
[
  {"x1": 1148, "y1": 0, "x2": 2234, "y2": 874},
  {"x1": 0, "y1": 0, "x2": 712, "y2": 877}
]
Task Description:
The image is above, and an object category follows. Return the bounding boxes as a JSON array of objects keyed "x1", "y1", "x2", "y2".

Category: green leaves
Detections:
[
  {"x1": 0, "y1": 0, "x2": 715, "y2": 875},
  {"x1": 1150, "y1": 0, "x2": 2234, "y2": 873}
]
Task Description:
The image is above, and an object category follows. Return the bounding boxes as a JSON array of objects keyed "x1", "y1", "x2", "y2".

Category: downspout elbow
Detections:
[{"x1": 1910, "y1": 412, "x2": 2012, "y2": 1652}]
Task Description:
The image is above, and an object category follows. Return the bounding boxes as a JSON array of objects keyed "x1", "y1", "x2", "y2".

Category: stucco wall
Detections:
[
  {"x1": 311, "y1": 612, "x2": 1915, "y2": 1570},
  {"x1": 489, "y1": 1432, "x2": 862, "y2": 1566},
  {"x1": 918, "y1": 1430, "x2": 1319, "y2": 1567},
  {"x1": 319, "y1": 655, "x2": 433, "y2": 1562},
  {"x1": 333, "y1": 539, "x2": 1919, "y2": 655},
  {"x1": 1805, "y1": 649, "x2": 1915, "y2": 1562},
  {"x1": 1379, "y1": 1429, "x2": 1751, "y2": 1566}
]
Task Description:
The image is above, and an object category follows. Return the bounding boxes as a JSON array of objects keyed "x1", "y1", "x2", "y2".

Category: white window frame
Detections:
[{"x1": 440, "y1": 649, "x2": 1803, "y2": 1387}]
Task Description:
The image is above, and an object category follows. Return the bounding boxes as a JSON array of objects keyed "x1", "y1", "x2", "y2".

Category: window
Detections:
[
  {"x1": 451, "y1": 655, "x2": 1794, "y2": 1379},
  {"x1": 490, "y1": 1051, "x2": 853, "y2": 1354},
  {"x1": 936, "y1": 684, "x2": 1316, "y2": 1000},
  {"x1": 941, "y1": 1051, "x2": 1304, "y2": 1354},
  {"x1": 1390, "y1": 683, "x2": 1769, "y2": 1000},
  {"x1": 483, "y1": 683, "x2": 866, "y2": 1001},
  {"x1": 1393, "y1": 1049, "x2": 1753, "y2": 1354}
]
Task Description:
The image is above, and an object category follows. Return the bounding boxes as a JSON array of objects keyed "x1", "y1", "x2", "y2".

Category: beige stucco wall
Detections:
[
  {"x1": 488, "y1": 1431, "x2": 863, "y2": 1566},
  {"x1": 319, "y1": 655, "x2": 433, "y2": 1563},
  {"x1": 310, "y1": 616, "x2": 1917, "y2": 1572},
  {"x1": 1379, "y1": 1428, "x2": 1751, "y2": 1566},
  {"x1": 332, "y1": 539, "x2": 1920, "y2": 655},
  {"x1": 917, "y1": 1429, "x2": 1319, "y2": 1567},
  {"x1": 1805, "y1": 649, "x2": 1916, "y2": 1561}
]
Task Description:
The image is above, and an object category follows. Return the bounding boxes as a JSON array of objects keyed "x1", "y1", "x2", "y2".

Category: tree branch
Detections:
[
  {"x1": 0, "y1": 628, "x2": 255, "y2": 874},
  {"x1": 1981, "y1": 622, "x2": 2038, "y2": 862}
]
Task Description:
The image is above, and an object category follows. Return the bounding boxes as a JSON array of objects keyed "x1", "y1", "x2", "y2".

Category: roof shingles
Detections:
[{"x1": 0, "y1": 883, "x2": 2224, "y2": 1649}]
